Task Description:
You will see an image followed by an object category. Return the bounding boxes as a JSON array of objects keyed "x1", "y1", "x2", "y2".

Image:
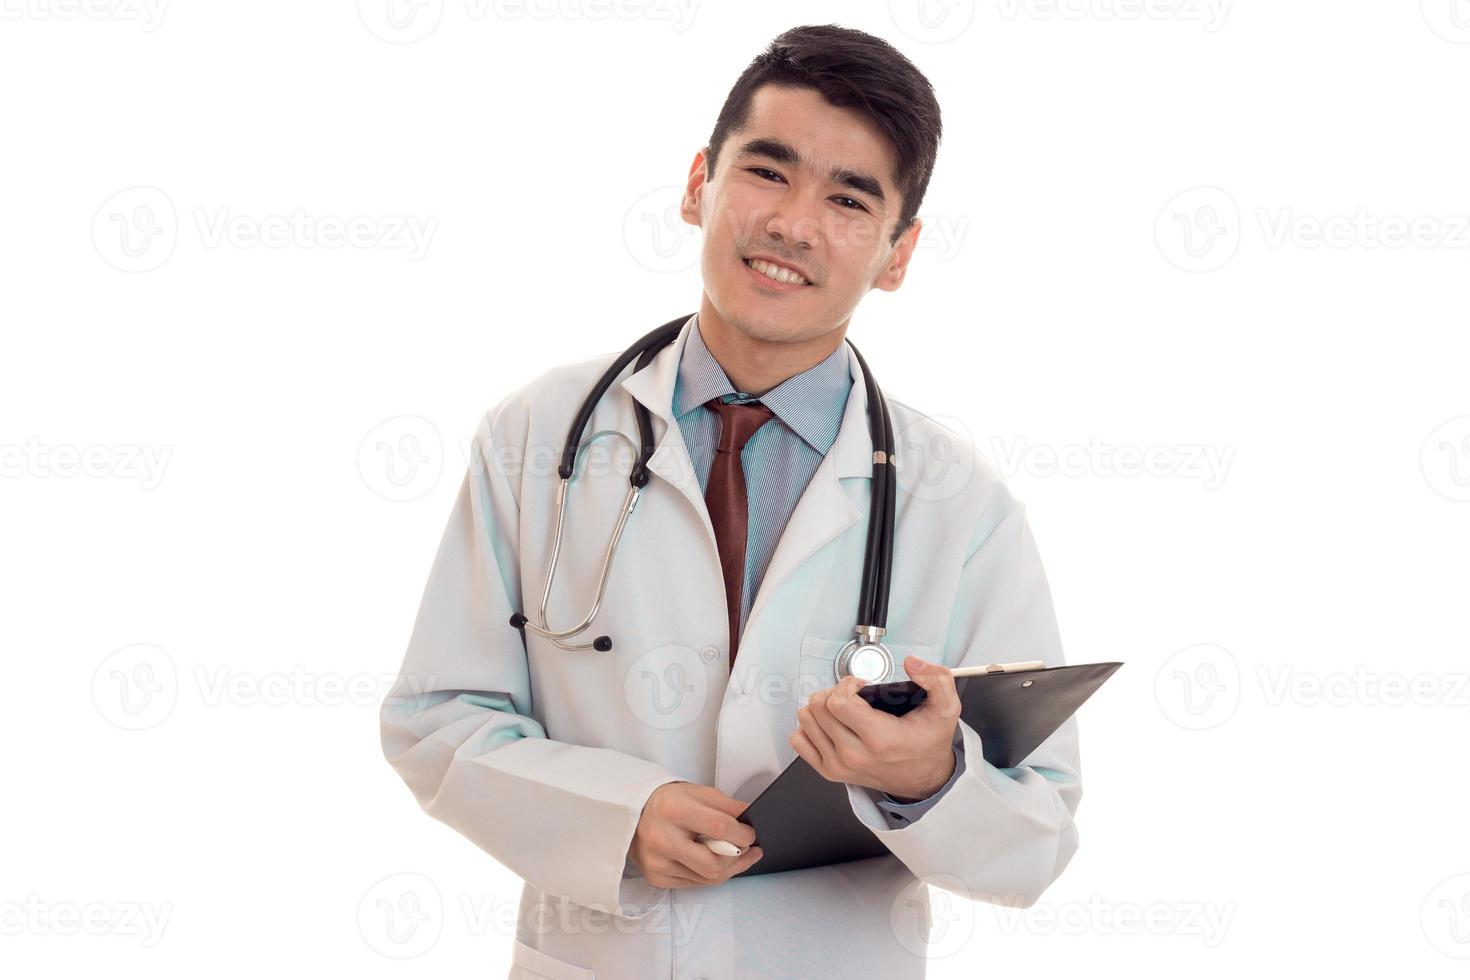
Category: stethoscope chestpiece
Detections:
[{"x1": 834, "y1": 637, "x2": 894, "y2": 685}]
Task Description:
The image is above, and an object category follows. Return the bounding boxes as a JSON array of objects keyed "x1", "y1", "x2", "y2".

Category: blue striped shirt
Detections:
[
  {"x1": 671, "y1": 313, "x2": 964, "y2": 822},
  {"x1": 672, "y1": 315, "x2": 853, "y2": 637}
]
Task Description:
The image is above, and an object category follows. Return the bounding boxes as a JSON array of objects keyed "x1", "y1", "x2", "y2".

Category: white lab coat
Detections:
[{"x1": 380, "y1": 315, "x2": 1083, "y2": 980}]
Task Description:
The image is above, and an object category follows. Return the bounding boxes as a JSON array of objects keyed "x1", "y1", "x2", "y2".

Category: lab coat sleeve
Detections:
[
  {"x1": 871, "y1": 729, "x2": 966, "y2": 826},
  {"x1": 379, "y1": 408, "x2": 685, "y2": 920},
  {"x1": 843, "y1": 501, "x2": 1083, "y2": 908}
]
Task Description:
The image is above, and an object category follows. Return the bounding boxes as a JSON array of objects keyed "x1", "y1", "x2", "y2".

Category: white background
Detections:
[{"x1": 3, "y1": 1, "x2": 1469, "y2": 976}]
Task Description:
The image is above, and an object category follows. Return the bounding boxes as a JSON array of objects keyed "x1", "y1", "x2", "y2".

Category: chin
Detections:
[{"x1": 723, "y1": 302, "x2": 805, "y2": 344}]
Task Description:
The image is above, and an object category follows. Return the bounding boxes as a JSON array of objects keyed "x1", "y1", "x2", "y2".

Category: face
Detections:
[{"x1": 680, "y1": 83, "x2": 922, "y2": 346}]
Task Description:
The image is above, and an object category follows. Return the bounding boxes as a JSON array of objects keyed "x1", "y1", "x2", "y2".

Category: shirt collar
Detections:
[{"x1": 672, "y1": 313, "x2": 854, "y2": 455}]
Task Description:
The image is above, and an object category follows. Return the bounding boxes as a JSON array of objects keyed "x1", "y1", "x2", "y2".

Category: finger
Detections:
[
  {"x1": 905, "y1": 655, "x2": 962, "y2": 718},
  {"x1": 789, "y1": 727, "x2": 833, "y2": 780},
  {"x1": 718, "y1": 816, "x2": 757, "y2": 849},
  {"x1": 650, "y1": 866, "x2": 713, "y2": 888},
  {"x1": 664, "y1": 842, "x2": 767, "y2": 887},
  {"x1": 668, "y1": 794, "x2": 757, "y2": 848},
  {"x1": 635, "y1": 843, "x2": 719, "y2": 887},
  {"x1": 682, "y1": 807, "x2": 757, "y2": 849},
  {"x1": 725, "y1": 844, "x2": 765, "y2": 878},
  {"x1": 805, "y1": 691, "x2": 864, "y2": 757},
  {"x1": 796, "y1": 702, "x2": 840, "y2": 766},
  {"x1": 685, "y1": 784, "x2": 749, "y2": 820},
  {"x1": 826, "y1": 673, "x2": 902, "y2": 741},
  {"x1": 669, "y1": 836, "x2": 743, "y2": 883}
]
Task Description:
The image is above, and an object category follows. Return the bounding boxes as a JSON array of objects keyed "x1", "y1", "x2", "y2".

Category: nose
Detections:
[{"x1": 764, "y1": 195, "x2": 821, "y2": 251}]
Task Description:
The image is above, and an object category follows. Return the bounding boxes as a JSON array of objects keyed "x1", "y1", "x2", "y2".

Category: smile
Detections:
[{"x1": 743, "y1": 257, "x2": 812, "y2": 287}]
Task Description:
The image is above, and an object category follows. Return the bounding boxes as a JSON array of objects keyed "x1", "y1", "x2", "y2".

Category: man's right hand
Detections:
[{"x1": 626, "y1": 782, "x2": 763, "y2": 888}]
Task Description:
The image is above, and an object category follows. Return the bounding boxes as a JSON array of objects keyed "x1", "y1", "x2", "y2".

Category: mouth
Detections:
[{"x1": 742, "y1": 256, "x2": 814, "y2": 289}]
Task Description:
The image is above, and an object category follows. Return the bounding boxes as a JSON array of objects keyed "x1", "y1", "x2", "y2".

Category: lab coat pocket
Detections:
[
  {"x1": 796, "y1": 635, "x2": 943, "y2": 699},
  {"x1": 508, "y1": 938, "x2": 596, "y2": 980}
]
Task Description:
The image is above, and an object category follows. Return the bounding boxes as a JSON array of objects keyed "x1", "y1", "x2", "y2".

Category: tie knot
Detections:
[{"x1": 705, "y1": 397, "x2": 775, "y2": 454}]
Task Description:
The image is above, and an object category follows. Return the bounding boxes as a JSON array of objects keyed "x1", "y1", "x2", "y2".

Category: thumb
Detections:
[{"x1": 905, "y1": 655, "x2": 960, "y2": 713}]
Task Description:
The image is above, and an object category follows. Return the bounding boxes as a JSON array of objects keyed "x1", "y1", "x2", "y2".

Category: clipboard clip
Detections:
[{"x1": 951, "y1": 660, "x2": 1048, "y2": 677}]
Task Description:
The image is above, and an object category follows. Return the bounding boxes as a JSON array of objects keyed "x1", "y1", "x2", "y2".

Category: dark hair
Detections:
[{"x1": 705, "y1": 24, "x2": 943, "y2": 248}]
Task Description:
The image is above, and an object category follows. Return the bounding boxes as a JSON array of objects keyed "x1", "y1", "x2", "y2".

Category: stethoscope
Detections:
[{"x1": 508, "y1": 314, "x2": 900, "y2": 684}]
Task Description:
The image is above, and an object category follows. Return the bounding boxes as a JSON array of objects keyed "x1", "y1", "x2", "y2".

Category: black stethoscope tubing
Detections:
[{"x1": 512, "y1": 313, "x2": 896, "y2": 655}]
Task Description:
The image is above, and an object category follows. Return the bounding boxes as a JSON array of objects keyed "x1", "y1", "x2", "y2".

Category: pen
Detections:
[{"x1": 696, "y1": 834, "x2": 746, "y2": 857}]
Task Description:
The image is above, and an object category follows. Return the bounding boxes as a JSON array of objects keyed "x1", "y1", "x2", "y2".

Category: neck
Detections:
[{"x1": 696, "y1": 295, "x2": 846, "y2": 395}]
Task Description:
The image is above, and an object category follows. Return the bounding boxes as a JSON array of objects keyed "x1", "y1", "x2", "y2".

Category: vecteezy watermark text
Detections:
[
  {"x1": 0, "y1": 896, "x2": 172, "y2": 946},
  {"x1": 987, "y1": 435, "x2": 1234, "y2": 489},
  {"x1": 0, "y1": 438, "x2": 172, "y2": 489},
  {"x1": 93, "y1": 187, "x2": 437, "y2": 272},
  {"x1": 0, "y1": 0, "x2": 168, "y2": 29},
  {"x1": 995, "y1": 0, "x2": 1230, "y2": 32}
]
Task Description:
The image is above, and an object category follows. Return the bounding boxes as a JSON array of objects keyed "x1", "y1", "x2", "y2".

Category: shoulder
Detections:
[
  {"x1": 885, "y1": 395, "x2": 1024, "y2": 557},
  {"x1": 475, "y1": 349, "x2": 627, "y2": 449}
]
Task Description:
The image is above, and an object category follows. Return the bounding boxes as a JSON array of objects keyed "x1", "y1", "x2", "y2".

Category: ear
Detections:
[
  {"x1": 872, "y1": 216, "x2": 922, "y2": 293},
  {"x1": 680, "y1": 147, "x2": 710, "y2": 228}
]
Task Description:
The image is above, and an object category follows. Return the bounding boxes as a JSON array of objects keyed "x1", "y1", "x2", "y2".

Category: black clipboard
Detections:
[{"x1": 731, "y1": 660, "x2": 1123, "y2": 878}]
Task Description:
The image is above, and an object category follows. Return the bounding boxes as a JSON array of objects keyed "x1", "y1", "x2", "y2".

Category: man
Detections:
[{"x1": 381, "y1": 24, "x2": 1082, "y2": 979}]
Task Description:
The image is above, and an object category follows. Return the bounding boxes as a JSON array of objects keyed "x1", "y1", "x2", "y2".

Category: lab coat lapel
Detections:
[
  {"x1": 618, "y1": 319, "x2": 876, "y2": 639},
  {"x1": 617, "y1": 315, "x2": 715, "y2": 539}
]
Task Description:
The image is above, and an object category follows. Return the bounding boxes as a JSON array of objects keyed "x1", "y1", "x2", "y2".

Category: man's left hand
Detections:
[{"x1": 789, "y1": 654, "x2": 961, "y2": 802}]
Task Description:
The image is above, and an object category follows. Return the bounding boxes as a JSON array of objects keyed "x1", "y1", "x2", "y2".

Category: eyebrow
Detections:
[{"x1": 732, "y1": 137, "x2": 888, "y2": 209}]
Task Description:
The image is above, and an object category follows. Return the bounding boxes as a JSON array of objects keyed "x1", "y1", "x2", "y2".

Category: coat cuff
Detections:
[
  {"x1": 858, "y1": 724, "x2": 967, "y2": 827},
  {"x1": 875, "y1": 741, "x2": 966, "y2": 821}
]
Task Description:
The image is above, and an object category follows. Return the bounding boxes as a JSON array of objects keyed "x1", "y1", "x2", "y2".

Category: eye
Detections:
[{"x1": 748, "y1": 168, "x2": 868, "y2": 212}]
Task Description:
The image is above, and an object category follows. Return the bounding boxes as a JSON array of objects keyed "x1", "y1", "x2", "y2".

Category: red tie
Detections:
[{"x1": 703, "y1": 397, "x2": 775, "y2": 668}]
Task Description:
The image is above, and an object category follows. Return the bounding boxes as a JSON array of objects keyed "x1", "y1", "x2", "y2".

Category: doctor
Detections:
[{"x1": 381, "y1": 24, "x2": 1083, "y2": 980}]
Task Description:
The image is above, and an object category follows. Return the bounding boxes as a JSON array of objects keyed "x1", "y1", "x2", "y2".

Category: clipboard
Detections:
[{"x1": 730, "y1": 659, "x2": 1123, "y2": 878}]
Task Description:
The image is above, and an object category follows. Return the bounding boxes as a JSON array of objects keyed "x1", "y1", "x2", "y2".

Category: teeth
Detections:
[{"x1": 746, "y1": 258, "x2": 809, "y2": 285}]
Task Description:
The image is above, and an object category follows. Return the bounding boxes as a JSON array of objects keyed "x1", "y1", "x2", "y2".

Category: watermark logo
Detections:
[
  {"x1": 1154, "y1": 642, "x2": 1240, "y2": 730},
  {"x1": 890, "y1": 0, "x2": 977, "y2": 44},
  {"x1": 625, "y1": 645, "x2": 709, "y2": 730},
  {"x1": 1159, "y1": 186, "x2": 1470, "y2": 271},
  {"x1": 1423, "y1": 873, "x2": 1470, "y2": 958},
  {"x1": 359, "y1": 415, "x2": 444, "y2": 502},
  {"x1": 624, "y1": 186, "x2": 701, "y2": 274},
  {"x1": 1421, "y1": 415, "x2": 1470, "y2": 502},
  {"x1": 358, "y1": 0, "x2": 444, "y2": 43},
  {"x1": 890, "y1": 874, "x2": 978, "y2": 959},
  {"x1": 1422, "y1": 0, "x2": 1470, "y2": 43},
  {"x1": 358, "y1": 872, "x2": 443, "y2": 958},
  {"x1": 91, "y1": 643, "x2": 178, "y2": 731},
  {"x1": 92, "y1": 186, "x2": 177, "y2": 273},
  {"x1": 93, "y1": 645, "x2": 441, "y2": 728},
  {"x1": 93, "y1": 187, "x2": 437, "y2": 271},
  {"x1": 1156, "y1": 186, "x2": 1240, "y2": 273},
  {"x1": 894, "y1": 413, "x2": 977, "y2": 503}
]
